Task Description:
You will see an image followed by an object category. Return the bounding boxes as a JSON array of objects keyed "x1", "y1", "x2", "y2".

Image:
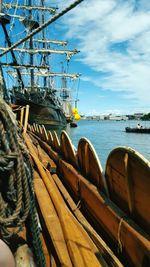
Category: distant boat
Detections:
[{"x1": 125, "y1": 127, "x2": 150, "y2": 133}]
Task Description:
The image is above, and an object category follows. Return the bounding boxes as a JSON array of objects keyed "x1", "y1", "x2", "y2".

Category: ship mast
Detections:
[
  {"x1": 28, "y1": 0, "x2": 34, "y2": 92},
  {"x1": 41, "y1": 0, "x2": 47, "y2": 89},
  {"x1": 60, "y1": 64, "x2": 69, "y2": 100},
  {"x1": 0, "y1": 0, "x2": 24, "y2": 89},
  {"x1": 0, "y1": 0, "x2": 84, "y2": 57},
  {"x1": 0, "y1": 0, "x2": 2, "y2": 13}
]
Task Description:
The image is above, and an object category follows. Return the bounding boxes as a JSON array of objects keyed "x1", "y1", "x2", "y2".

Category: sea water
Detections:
[{"x1": 64, "y1": 120, "x2": 150, "y2": 169}]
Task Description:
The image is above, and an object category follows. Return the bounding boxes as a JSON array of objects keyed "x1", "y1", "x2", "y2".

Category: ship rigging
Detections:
[{"x1": 0, "y1": 0, "x2": 83, "y2": 128}]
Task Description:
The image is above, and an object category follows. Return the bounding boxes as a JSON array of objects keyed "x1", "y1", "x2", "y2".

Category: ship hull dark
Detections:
[{"x1": 14, "y1": 94, "x2": 67, "y2": 129}]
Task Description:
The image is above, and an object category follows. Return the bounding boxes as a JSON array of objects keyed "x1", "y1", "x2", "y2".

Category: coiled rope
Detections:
[{"x1": 0, "y1": 100, "x2": 45, "y2": 266}]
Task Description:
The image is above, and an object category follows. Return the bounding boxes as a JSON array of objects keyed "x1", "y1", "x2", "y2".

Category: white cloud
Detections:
[{"x1": 60, "y1": 0, "x2": 150, "y2": 109}]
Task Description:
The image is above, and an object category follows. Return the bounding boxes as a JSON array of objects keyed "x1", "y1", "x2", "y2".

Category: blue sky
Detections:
[
  {"x1": 1, "y1": 0, "x2": 150, "y2": 116},
  {"x1": 56, "y1": 0, "x2": 150, "y2": 115}
]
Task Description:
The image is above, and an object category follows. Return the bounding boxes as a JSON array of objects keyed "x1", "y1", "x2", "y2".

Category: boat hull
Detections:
[
  {"x1": 125, "y1": 127, "x2": 150, "y2": 133},
  {"x1": 14, "y1": 93, "x2": 67, "y2": 129},
  {"x1": 28, "y1": 127, "x2": 150, "y2": 267}
]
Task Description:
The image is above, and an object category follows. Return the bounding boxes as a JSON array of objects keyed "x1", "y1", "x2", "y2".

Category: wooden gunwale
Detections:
[
  {"x1": 47, "y1": 131, "x2": 54, "y2": 147},
  {"x1": 41, "y1": 125, "x2": 49, "y2": 142},
  {"x1": 27, "y1": 127, "x2": 150, "y2": 267},
  {"x1": 51, "y1": 131, "x2": 60, "y2": 152},
  {"x1": 24, "y1": 132, "x2": 105, "y2": 267},
  {"x1": 58, "y1": 159, "x2": 80, "y2": 200},
  {"x1": 60, "y1": 130, "x2": 78, "y2": 169},
  {"x1": 78, "y1": 138, "x2": 109, "y2": 196}
]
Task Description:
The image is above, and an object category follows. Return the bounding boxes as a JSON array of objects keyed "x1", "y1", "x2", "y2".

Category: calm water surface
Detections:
[{"x1": 64, "y1": 120, "x2": 150, "y2": 169}]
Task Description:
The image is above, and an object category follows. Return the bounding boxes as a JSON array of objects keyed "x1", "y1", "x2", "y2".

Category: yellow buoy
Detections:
[
  {"x1": 74, "y1": 113, "x2": 81, "y2": 120},
  {"x1": 72, "y1": 108, "x2": 78, "y2": 114},
  {"x1": 72, "y1": 107, "x2": 80, "y2": 120}
]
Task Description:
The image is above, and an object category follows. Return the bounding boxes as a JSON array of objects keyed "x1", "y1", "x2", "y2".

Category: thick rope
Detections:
[
  {"x1": 0, "y1": 101, "x2": 46, "y2": 266},
  {"x1": 0, "y1": 109, "x2": 29, "y2": 228}
]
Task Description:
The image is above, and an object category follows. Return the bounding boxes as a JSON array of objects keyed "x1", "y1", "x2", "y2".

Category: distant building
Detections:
[
  {"x1": 108, "y1": 115, "x2": 128, "y2": 121},
  {"x1": 134, "y1": 113, "x2": 144, "y2": 120},
  {"x1": 84, "y1": 113, "x2": 143, "y2": 121},
  {"x1": 126, "y1": 113, "x2": 144, "y2": 120},
  {"x1": 99, "y1": 115, "x2": 105, "y2": 120}
]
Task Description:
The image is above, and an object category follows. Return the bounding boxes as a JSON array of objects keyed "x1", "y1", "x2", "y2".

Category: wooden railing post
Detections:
[
  {"x1": 23, "y1": 105, "x2": 29, "y2": 133},
  {"x1": 20, "y1": 107, "x2": 25, "y2": 129}
]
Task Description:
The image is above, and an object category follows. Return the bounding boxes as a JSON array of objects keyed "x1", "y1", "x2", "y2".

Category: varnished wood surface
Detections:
[
  {"x1": 26, "y1": 125, "x2": 150, "y2": 267},
  {"x1": 24, "y1": 133, "x2": 105, "y2": 267},
  {"x1": 79, "y1": 176, "x2": 150, "y2": 267},
  {"x1": 60, "y1": 130, "x2": 78, "y2": 169},
  {"x1": 105, "y1": 147, "x2": 150, "y2": 234},
  {"x1": 51, "y1": 131, "x2": 60, "y2": 152},
  {"x1": 52, "y1": 173, "x2": 123, "y2": 267},
  {"x1": 78, "y1": 138, "x2": 108, "y2": 195},
  {"x1": 34, "y1": 178, "x2": 72, "y2": 266}
]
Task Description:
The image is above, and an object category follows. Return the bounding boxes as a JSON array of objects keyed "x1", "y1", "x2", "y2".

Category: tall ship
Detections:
[
  {"x1": 60, "y1": 71, "x2": 80, "y2": 123},
  {"x1": 0, "y1": 0, "x2": 80, "y2": 128}
]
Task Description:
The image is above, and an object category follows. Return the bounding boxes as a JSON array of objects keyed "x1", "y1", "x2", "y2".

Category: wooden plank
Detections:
[
  {"x1": 47, "y1": 158, "x2": 56, "y2": 174},
  {"x1": 34, "y1": 170, "x2": 41, "y2": 180},
  {"x1": 46, "y1": 169, "x2": 105, "y2": 267},
  {"x1": 31, "y1": 132, "x2": 59, "y2": 163},
  {"x1": 37, "y1": 145, "x2": 51, "y2": 168},
  {"x1": 40, "y1": 233, "x2": 51, "y2": 267},
  {"x1": 34, "y1": 178, "x2": 72, "y2": 267},
  {"x1": 51, "y1": 255, "x2": 57, "y2": 267},
  {"x1": 52, "y1": 173, "x2": 123, "y2": 267},
  {"x1": 50, "y1": 176, "x2": 100, "y2": 256},
  {"x1": 32, "y1": 142, "x2": 56, "y2": 173},
  {"x1": 29, "y1": 134, "x2": 54, "y2": 175},
  {"x1": 36, "y1": 144, "x2": 57, "y2": 173}
]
